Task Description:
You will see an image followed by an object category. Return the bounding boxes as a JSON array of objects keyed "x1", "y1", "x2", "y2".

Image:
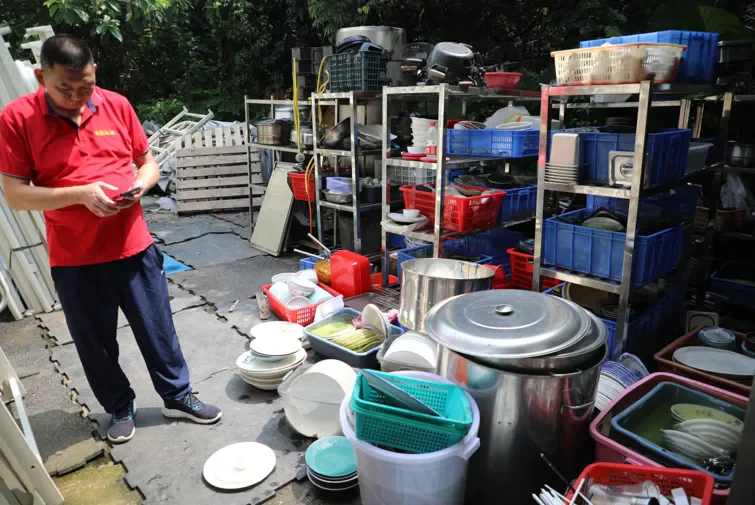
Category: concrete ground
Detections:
[{"x1": 2, "y1": 196, "x2": 360, "y2": 505}]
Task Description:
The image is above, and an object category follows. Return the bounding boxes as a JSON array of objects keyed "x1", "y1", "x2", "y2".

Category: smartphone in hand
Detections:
[{"x1": 114, "y1": 186, "x2": 140, "y2": 201}]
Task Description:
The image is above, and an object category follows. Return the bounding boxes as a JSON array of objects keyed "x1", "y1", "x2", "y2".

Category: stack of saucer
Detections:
[
  {"x1": 410, "y1": 117, "x2": 432, "y2": 149},
  {"x1": 305, "y1": 436, "x2": 358, "y2": 492},
  {"x1": 236, "y1": 334, "x2": 306, "y2": 390},
  {"x1": 698, "y1": 327, "x2": 737, "y2": 351},
  {"x1": 596, "y1": 360, "x2": 644, "y2": 411}
]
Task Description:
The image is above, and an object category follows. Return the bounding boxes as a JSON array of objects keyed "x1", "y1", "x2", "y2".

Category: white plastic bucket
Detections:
[{"x1": 339, "y1": 371, "x2": 480, "y2": 505}]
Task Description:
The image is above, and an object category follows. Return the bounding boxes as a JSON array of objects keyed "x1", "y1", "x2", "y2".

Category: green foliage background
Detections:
[{"x1": 1, "y1": 0, "x2": 752, "y2": 123}]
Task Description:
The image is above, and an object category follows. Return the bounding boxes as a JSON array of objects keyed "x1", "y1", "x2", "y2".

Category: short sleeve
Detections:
[
  {"x1": 123, "y1": 100, "x2": 149, "y2": 159},
  {"x1": 0, "y1": 110, "x2": 33, "y2": 179}
]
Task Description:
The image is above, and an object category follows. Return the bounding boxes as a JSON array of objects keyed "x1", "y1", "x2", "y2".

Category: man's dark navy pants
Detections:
[{"x1": 52, "y1": 244, "x2": 191, "y2": 414}]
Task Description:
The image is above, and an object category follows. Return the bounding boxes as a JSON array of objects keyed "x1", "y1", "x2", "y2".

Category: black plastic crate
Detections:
[{"x1": 328, "y1": 52, "x2": 389, "y2": 93}]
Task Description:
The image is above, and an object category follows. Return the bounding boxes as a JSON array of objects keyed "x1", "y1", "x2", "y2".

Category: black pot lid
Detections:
[{"x1": 424, "y1": 290, "x2": 591, "y2": 359}]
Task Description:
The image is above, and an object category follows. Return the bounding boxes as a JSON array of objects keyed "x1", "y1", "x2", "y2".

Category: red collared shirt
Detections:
[{"x1": 0, "y1": 86, "x2": 153, "y2": 267}]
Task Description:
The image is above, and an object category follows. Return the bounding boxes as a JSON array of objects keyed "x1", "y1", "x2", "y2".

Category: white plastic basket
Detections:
[
  {"x1": 388, "y1": 165, "x2": 436, "y2": 185},
  {"x1": 551, "y1": 43, "x2": 686, "y2": 86}
]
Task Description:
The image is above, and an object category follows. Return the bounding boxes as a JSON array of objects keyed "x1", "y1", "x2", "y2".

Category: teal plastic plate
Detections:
[{"x1": 304, "y1": 436, "x2": 357, "y2": 478}]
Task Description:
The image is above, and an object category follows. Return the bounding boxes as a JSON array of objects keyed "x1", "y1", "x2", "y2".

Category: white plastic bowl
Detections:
[
  {"x1": 407, "y1": 146, "x2": 425, "y2": 154},
  {"x1": 272, "y1": 272, "x2": 296, "y2": 284},
  {"x1": 286, "y1": 296, "x2": 310, "y2": 309},
  {"x1": 295, "y1": 270, "x2": 319, "y2": 284},
  {"x1": 288, "y1": 278, "x2": 316, "y2": 297}
]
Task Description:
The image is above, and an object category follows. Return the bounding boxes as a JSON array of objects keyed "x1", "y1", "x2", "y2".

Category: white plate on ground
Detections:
[
  {"x1": 236, "y1": 348, "x2": 307, "y2": 374},
  {"x1": 388, "y1": 212, "x2": 426, "y2": 224},
  {"x1": 251, "y1": 334, "x2": 302, "y2": 358},
  {"x1": 203, "y1": 442, "x2": 276, "y2": 490},
  {"x1": 673, "y1": 346, "x2": 755, "y2": 378},
  {"x1": 249, "y1": 321, "x2": 305, "y2": 342}
]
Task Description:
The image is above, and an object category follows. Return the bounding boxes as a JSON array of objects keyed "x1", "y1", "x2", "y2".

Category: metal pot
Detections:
[
  {"x1": 290, "y1": 128, "x2": 314, "y2": 146},
  {"x1": 425, "y1": 42, "x2": 485, "y2": 86},
  {"x1": 255, "y1": 119, "x2": 293, "y2": 145},
  {"x1": 717, "y1": 40, "x2": 755, "y2": 64},
  {"x1": 727, "y1": 142, "x2": 755, "y2": 167},
  {"x1": 321, "y1": 118, "x2": 351, "y2": 148},
  {"x1": 335, "y1": 26, "x2": 407, "y2": 58},
  {"x1": 399, "y1": 259, "x2": 494, "y2": 332}
]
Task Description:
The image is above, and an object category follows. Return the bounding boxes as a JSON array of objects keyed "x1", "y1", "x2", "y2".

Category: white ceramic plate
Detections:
[
  {"x1": 249, "y1": 321, "x2": 305, "y2": 342},
  {"x1": 361, "y1": 304, "x2": 388, "y2": 342},
  {"x1": 673, "y1": 346, "x2": 755, "y2": 378},
  {"x1": 236, "y1": 348, "x2": 307, "y2": 374},
  {"x1": 661, "y1": 429, "x2": 725, "y2": 459},
  {"x1": 203, "y1": 442, "x2": 276, "y2": 490},
  {"x1": 251, "y1": 334, "x2": 302, "y2": 358},
  {"x1": 388, "y1": 212, "x2": 426, "y2": 224},
  {"x1": 674, "y1": 420, "x2": 741, "y2": 452},
  {"x1": 670, "y1": 403, "x2": 744, "y2": 430}
]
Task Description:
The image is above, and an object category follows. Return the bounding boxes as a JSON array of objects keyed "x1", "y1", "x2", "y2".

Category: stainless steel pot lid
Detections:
[{"x1": 424, "y1": 290, "x2": 591, "y2": 359}]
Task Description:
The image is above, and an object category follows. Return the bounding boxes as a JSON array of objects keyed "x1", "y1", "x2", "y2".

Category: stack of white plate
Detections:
[
  {"x1": 544, "y1": 163, "x2": 580, "y2": 184},
  {"x1": 305, "y1": 436, "x2": 358, "y2": 492},
  {"x1": 410, "y1": 117, "x2": 432, "y2": 147},
  {"x1": 236, "y1": 340, "x2": 306, "y2": 390},
  {"x1": 596, "y1": 361, "x2": 644, "y2": 411},
  {"x1": 377, "y1": 331, "x2": 437, "y2": 373}
]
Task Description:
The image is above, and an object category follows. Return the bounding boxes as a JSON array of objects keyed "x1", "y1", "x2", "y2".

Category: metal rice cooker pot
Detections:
[
  {"x1": 424, "y1": 290, "x2": 608, "y2": 505},
  {"x1": 425, "y1": 42, "x2": 485, "y2": 86}
]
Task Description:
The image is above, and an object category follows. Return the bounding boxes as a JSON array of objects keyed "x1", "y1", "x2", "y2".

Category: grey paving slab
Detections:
[
  {"x1": 1, "y1": 317, "x2": 105, "y2": 475},
  {"x1": 211, "y1": 212, "x2": 251, "y2": 228},
  {"x1": 51, "y1": 306, "x2": 309, "y2": 505},
  {"x1": 36, "y1": 310, "x2": 73, "y2": 345},
  {"x1": 117, "y1": 283, "x2": 205, "y2": 328},
  {"x1": 148, "y1": 214, "x2": 240, "y2": 245},
  {"x1": 171, "y1": 255, "x2": 300, "y2": 305},
  {"x1": 215, "y1": 299, "x2": 264, "y2": 338},
  {"x1": 161, "y1": 234, "x2": 266, "y2": 269}
]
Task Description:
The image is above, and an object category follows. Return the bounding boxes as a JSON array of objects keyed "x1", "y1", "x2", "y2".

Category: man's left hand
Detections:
[{"x1": 116, "y1": 180, "x2": 145, "y2": 209}]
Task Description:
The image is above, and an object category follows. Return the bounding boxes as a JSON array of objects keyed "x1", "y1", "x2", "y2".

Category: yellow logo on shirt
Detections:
[{"x1": 95, "y1": 130, "x2": 117, "y2": 136}]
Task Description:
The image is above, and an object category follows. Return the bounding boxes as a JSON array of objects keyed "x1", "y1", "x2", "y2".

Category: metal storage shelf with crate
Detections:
[
  {"x1": 531, "y1": 80, "x2": 735, "y2": 359},
  {"x1": 379, "y1": 84, "x2": 541, "y2": 287}
]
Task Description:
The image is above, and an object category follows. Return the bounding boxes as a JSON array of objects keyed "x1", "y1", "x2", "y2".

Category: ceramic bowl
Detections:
[
  {"x1": 295, "y1": 269, "x2": 319, "y2": 284},
  {"x1": 287, "y1": 278, "x2": 316, "y2": 297},
  {"x1": 402, "y1": 209, "x2": 421, "y2": 218},
  {"x1": 286, "y1": 296, "x2": 311, "y2": 309},
  {"x1": 269, "y1": 282, "x2": 292, "y2": 303},
  {"x1": 272, "y1": 272, "x2": 296, "y2": 284},
  {"x1": 742, "y1": 339, "x2": 755, "y2": 358},
  {"x1": 407, "y1": 146, "x2": 425, "y2": 154}
]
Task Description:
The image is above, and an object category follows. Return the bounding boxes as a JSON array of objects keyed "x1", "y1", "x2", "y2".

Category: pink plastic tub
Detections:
[{"x1": 590, "y1": 372, "x2": 748, "y2": 505}]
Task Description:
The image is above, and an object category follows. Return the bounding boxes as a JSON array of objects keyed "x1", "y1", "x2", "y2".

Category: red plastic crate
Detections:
[
  {"x1": 261, "y1": 282, "x2": 340, "y2": 326},
  {"x1": 400, "y1": 184, "x2": 505, "y2": 232},
  {"x1": 567, "y1": 463, "x2": 714, "y2": 505},
  {"x1": 288, "y1": 169, "x2": 334, "y2": 202},
  {"x1": 507, "y1": 248, "x2": 561, "y2": 292}
]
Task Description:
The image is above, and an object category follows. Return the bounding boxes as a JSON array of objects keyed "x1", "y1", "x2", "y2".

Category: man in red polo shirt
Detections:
[{"x1": 0, "y1": 35, "x2": 221, "y2": 443}]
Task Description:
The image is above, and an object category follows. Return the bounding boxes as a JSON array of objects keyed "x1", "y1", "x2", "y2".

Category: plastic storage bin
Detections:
[
  {"x1": 710, "y1": 261, "x2": 755, "y2": 308},
  {"x1": 694, "y1": 207, "x2": 744, "y2": 232},
  {"x1": 400, "y1": 184, "x2": 505, "y2": 232},
  {"x1": 328, "y1": 52, "x2": 389, "y2": 93},
  {"x1": 396, "y1": 245, "x2": 492, "y2": 283},
  {"x1": 580, "y1": 31, "x2": 720, "y2": 84},
  {"x1": 496, "y1": 184, "x2": 537, "y2": 223},
  {"x1": 611, "y1": 382, "x2": 745, "y2": 484},
  {"x1": 304, "y1": 308, "x2": 404, "y2": 369},
  {"x1": 445, "y1": 228, "x2": 524, "y2": 267},
  {"x1": 590, "y1": 373, "x2": 746, "y2": 505},
  {"x1": 446, "y1": 129, "x2": 539, "y2": 158},
  {"x1": 687, "y1": 142, "x2": 714, "y2": 174},
  {"x1": 261, "y1": 282, "x2": 340, "y2": 326},
  {"x1": 340, "y1": 371, "x2": 480, "y2": 505},
  {"x1": 548, "y1": 129, "x2": 692, "y2": 186},
  {"x1": 586, "y1": 185, "x2": 697, "y2": 222},
  {"x1": 543, "y1": 208, "x2": 683, "y2": 286},
  {"x1": 506, "y1": 248, "x2": 562, "y2": 291},
  {"x1": 299, "y1": 257, "x2": 317, "y2": 270},
  {"x1": 568, "y1": 463, "x2": 714, "y2": 505}
]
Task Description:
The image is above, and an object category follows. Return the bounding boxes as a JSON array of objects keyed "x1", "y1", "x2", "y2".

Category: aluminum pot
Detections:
[
  {"x1": 436, "y1": 344, "x2": 606, "y2": 505},
  {"x1": 335, "y1": 26, "x2": 407, "y2": 58},
  {"x1": 255, "y1": 119, "x2": 292, "y2": 145},
  {"x1": 727, "y1": 142, "x2": 755, "y2": 167},
  {"x1": 399, "y1": 259, "x2": 494, "y2": 332}
]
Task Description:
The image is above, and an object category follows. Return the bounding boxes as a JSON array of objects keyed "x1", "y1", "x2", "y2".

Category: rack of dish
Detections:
[{"x1": 530, "y1": 81, "x2": 735, "y2": 360}]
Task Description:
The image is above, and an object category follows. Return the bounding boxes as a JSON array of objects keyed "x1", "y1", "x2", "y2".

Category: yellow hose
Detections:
[{"x1": 292, "y1": 58, "x2": 301, "y2": 152}]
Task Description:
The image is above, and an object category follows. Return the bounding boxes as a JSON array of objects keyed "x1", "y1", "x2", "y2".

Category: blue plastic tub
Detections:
[
  {"x1": 387, "y1": 233, "x2": 406, "y2": 249},
  {"x1": 299, "y1": 257, "x2": 317, "y2": 270},
  {"x1": 548, "y1": 129, "x2": 691, "y2": 187},
  {"x1": 580, "y1": 31, "x2": 719, "y2": 84},
  {"x1": 446, "y1": 228, "x2": 524, "y2": 267},
  {"x1": 611, "y1": 381, "x2": 745, "y2": 483},
  {"x1": 396, "y1": 245, "x2": 492, "y2": 281},
  {"x1": 710, "y1": 261, "x2": 755, "y2": 309},
  {"x1": 446, "y1": 129, "x2": 539, "y2": 158},
  {"x1": 543, "y1": 209, "x2": 683, "y2": 286},
  {"x1": 497, "y1": 184, "x2": 537, "y2": 224},
  {"x1": 586, "y1": 185, "x2": 698, "y2": 221}
]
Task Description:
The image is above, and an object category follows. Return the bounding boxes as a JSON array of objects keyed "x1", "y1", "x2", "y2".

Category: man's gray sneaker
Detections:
[
  {"x1": 162, "y1": 392, "x2": 222, "y2": 424},
  {"x1": 108, "y1": 401, "x2": 136, "y2": 444}
]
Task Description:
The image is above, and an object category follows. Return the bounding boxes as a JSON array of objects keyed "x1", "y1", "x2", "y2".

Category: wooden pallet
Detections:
[{"x1": 175, "y1": 125, "x2": 263, "y2": 214}]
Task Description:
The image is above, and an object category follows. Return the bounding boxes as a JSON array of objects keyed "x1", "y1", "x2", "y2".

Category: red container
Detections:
[
  {"x1": 507, "y1": 248, "x2": 561, "y2": 291},
  {"x1": 288, "y1": 169, "x2": 333, "y2": 202},
  {"x1": 400, "y1": 184, "x2": 505, "y2": 233},
  {"x1": 261, "y1": 282, "x2": 340, "y2": 326},
  {"x1": 567, "y1": 463, "x2": 714, "y2": 505},
  {"x1": 371, "y1": 273, "x2": 398, "y2": 289},
  {"x1": 330, "y1": 250, "x2": 371, "y2": 298},
  {"x1": 484, "y1": 72, "x2": 522, "y2": 89}
]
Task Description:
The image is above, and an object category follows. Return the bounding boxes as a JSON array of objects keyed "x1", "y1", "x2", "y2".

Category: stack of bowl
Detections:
[
  {"x1": 235, "y1": 334, "x2": 305, "y2": 390},
  {"x1": 596, "y1": 361, "x2": 644, "y2": 411},
  {"x1": 410, "y1": 117, "x2": 432, "y2": 149},
  {"x1": 698, "y1": 327, "x2": 737, "y2": 352},
  {"x1": 305, "y1": 436, "x2": 358, "y2": 492}
]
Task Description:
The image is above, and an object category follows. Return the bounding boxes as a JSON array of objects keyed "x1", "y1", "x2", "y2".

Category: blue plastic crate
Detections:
[
  {"x1": 446, "y1": 228, "x2": 524, "y2": 267},
  {"x1": 545, "y1": 284, "x2": 684, "y2": 356},
  {"x1": 548, "y1": 129, "x2": 691, "y2": 187},
  {"x1": 387, "y1": 233, "x2": 406, "y2": 249},
  {"x1": 611, "y1": 382, "x2": 744, "y2": 484},
  {"x1": 299, "y1": 257, "x2": 317, "y2": 270},
  {"x1": 710, "y1": 261, "x2": 755, "y2": 309},
  {"x1": 543, "y1": 209, "x2": 683, "y2": 286},
  {"x1": 586, "y1": 185, "x2": 698, "y2": 221},
  {"x1": 580, "y1": 31, "x2": 719, "y2": 84},
  {"x1": 396, "y1": 245, "x2": 492, "y2": 281},
  {"x1": 446, "y1": 129, "x2": 539, "y2": 158},
  {"x1": 497, "y1": 184, "x2": 537, "y2": 224}
]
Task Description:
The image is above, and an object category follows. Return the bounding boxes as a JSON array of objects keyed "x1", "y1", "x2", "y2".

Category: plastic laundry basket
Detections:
[{"x1": 340, "y1": 371, "x2": 480, "y2": 505}]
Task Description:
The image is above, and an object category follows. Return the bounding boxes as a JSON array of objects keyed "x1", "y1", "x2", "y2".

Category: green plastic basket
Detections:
[
  {"x1": 328, "y1": 52, "x2": 389, "y2": 93},
  {"x1": 350, "y1": 371, "x2": 473, "y2": 453}
]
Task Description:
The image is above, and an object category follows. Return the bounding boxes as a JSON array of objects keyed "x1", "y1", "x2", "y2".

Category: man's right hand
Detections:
[{"x1": 78, "y1": 182, "x2": 119, "y2": 217}]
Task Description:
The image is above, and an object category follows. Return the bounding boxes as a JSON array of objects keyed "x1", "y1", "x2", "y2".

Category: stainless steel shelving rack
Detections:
[
  {"x1": 531, "y1": 81, "x2": 734, "y2": 358},
  {"x1": 311, "y1": 91, "x2": 385, "y2": 253},
  {"x1": 379, "y1": 84, "x2": 541, "y2": 285}
]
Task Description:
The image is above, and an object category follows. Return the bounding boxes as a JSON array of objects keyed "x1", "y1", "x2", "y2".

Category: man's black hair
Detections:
[{"x1": 40, "y1": 35, "x2": 93, "y2": 71}]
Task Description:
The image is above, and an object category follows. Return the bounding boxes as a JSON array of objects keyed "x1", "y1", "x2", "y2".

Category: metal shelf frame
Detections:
[
  {"x1": 380, "y1": 84, "x2": 541, "y2": 285},
  {"x1": 311, "y1": 91, "x2": 384, "y2": 254},
  {"x1": 531, "y1": 81, "x2": 735, "y2": 359}
]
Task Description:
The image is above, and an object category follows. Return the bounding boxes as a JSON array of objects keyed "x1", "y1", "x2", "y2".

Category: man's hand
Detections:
[
  {"x1": 116, "y1": 180, "x2": 145, "y2": 209},
  {"x1": 78, "y1": 181, "x2": 119, "y2": 217}
]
